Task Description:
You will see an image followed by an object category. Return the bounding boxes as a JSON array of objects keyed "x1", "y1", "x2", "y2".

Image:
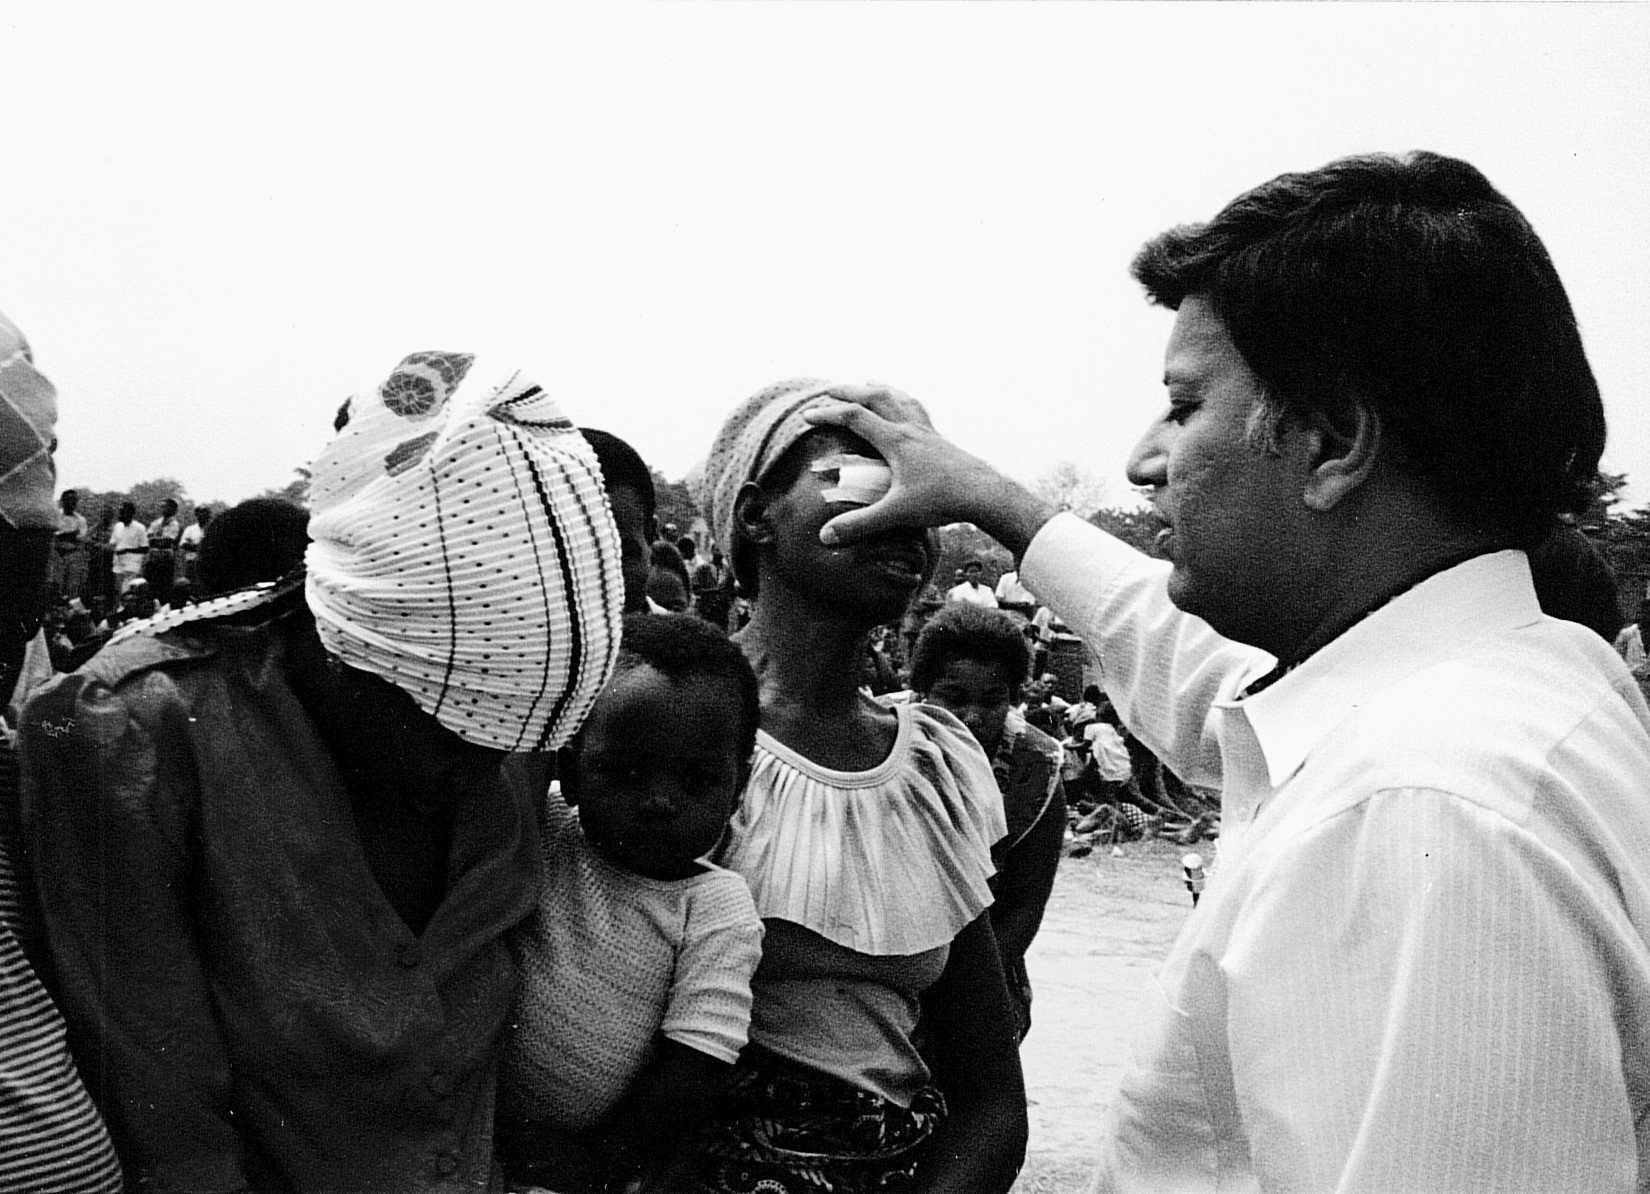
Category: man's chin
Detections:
[
  {"x1": 1164, "y1": 567, "x2": 1196, "y2": 615},
  {"x1": 1165, "y1": 570, "x2": 1225, "y2": 633}
]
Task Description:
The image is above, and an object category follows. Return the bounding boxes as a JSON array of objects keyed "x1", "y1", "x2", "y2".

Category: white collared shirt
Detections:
[{"x1": 1023, "y1": 513, "x2": 1650, "y2": 1194}]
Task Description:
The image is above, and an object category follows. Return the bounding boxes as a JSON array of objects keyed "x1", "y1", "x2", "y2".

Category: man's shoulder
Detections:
[{"x1": 1316, "y1": 618, "x2": 1649, "y2": 822}]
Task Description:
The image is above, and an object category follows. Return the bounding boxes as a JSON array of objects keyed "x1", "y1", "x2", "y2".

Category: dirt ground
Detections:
[{"x1": 1009, "y1": 839, "x2": 1196, "y2": 1194}]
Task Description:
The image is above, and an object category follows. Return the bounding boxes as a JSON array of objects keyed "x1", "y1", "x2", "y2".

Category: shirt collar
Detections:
[{"x1": 1231, "y1": 549, "x2": 1540, "y2": 790}]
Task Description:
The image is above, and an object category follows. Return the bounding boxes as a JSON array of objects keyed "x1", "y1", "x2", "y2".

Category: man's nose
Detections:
[{"x1": 1126, "y1": 422, "x2": 1169, "y2": 489}]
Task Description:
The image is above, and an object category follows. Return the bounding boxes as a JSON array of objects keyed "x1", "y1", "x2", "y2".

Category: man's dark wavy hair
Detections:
[{"x1": 1130, "y1": 150, "x2": 1605, "y2": 547}]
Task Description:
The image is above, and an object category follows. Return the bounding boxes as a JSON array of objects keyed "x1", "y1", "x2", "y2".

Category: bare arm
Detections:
[
  {"x1": 915, "y1": 912, "x2": 1028, "y2": 1194},
  {"x1": 803, "y1": 386, "x2": 1057, "y2": 559}
]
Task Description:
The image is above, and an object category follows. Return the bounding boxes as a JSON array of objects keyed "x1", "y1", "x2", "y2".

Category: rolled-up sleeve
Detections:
[{"x1": 20, "y1": 670, "x2": 249, "y2": 1193}]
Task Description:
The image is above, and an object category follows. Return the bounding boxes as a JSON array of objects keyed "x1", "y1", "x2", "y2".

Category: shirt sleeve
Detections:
[
  {"x1": 661, "y1": 877, "x2": 764, "y2": 1065},
  {"x1": 1019, "y1": 512, "x2": 1270, "y2": 791},
  {"x1": 1222, "y1": 787, "x2": 1644, "y2": 1192},
  {"x1": 19, "y1": 668, "x2": 251, "y2": 1194}
]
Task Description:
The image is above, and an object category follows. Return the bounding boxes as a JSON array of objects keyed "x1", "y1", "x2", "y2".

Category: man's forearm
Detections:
[{"x1": 957, "y1": 471, "x2": 1057, "y2": 561}]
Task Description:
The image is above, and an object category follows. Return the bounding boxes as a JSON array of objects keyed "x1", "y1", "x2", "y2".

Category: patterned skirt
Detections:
[{"x1": 695, "y1": 1048, "x2": 947, "y2": 1194}]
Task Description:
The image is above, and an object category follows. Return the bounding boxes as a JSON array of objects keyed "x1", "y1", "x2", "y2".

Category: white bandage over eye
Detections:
[{"x1": 812, "y1": 453, "x2": 893, "y2": 506}]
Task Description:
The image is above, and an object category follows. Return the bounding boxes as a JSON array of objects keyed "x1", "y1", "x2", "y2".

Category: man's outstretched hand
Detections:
[{"x1": 805, "y1": 383, "x2": 1058, "y2": 559}]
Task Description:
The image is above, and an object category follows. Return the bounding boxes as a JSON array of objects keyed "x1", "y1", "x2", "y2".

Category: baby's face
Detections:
[{"x1": 566, "y1": 664, "x2": 747, "y2": 881}]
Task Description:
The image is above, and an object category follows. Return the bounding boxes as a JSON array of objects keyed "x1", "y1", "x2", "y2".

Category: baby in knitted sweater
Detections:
[{"x1": 500, "y1": 614, "x2": 764, "y2": 1194}]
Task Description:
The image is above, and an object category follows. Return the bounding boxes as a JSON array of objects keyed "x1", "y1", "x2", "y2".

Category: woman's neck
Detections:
[
  {"x1": 736, "y1": 580, "x2": 900, "y2": 771},
  {"x1": 738, "y1": 588, "x2": 870, "y2": 713}
]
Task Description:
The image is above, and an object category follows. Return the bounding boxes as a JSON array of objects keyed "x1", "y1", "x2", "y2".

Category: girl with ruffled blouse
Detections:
[{"x1": 691, "y1": 380, "x2": 1027, "y2": 1194}]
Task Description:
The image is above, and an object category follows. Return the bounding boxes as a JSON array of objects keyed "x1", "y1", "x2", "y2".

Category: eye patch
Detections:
[{"x1": 811, "y1": 453, "x2": 893, "y2": 506}]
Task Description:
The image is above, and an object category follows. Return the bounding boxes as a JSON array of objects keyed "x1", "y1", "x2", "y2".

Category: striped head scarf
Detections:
[
  {"x1": 0, "y1": 310, "x2": 58, "y2": 532},
  {"x1": 694, "y1": 377, "x2": 839, "y2": 576},
  {"x1": 306, "y1": 351, "x2": 624, "y2": 752}
]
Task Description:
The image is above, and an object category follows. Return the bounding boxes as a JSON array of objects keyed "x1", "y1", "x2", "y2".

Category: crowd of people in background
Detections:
[{"x1": 38, "y1": 491, "x2": 309, "y2": 673}]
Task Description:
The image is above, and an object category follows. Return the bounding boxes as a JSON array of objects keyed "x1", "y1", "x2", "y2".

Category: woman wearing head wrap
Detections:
[
  {"x1": 19, "y1": 351, "x2": 623, "y2": 1193},
  {"x1": 689, "y1": 380, "x2": 1027, "y2": 1193}
]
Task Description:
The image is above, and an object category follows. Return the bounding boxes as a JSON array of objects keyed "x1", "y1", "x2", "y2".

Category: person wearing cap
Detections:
[
  {"x1": 687, "y1": 378, "x2": 1025, "y2": 1194},
  {"x1": 20, "y1": 350, "x2": 624, "y2": 1194},
  {"x1": 804, "y1": 153, "x2": 1650, "y2": 1191},
  {"x1": 0, "y1": 309, "x2": 123, "y2": 1192}
]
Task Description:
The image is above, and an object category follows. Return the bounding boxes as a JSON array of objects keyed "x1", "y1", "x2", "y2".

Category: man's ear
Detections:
[
  {"x1": 557, "y1": 746, "x2": 581, "y2": 807},
  {"x1": 1301, "y1": 401, "x2": 1382, "y2": 513},
  {"x1": 732, "y1": 481, "x2": 775, "y2": 548}
]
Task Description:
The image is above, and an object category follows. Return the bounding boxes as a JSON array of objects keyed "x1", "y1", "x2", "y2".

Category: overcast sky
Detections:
[{"x1": 3, "y1": 1, "x2": 1646, "y2": 512}]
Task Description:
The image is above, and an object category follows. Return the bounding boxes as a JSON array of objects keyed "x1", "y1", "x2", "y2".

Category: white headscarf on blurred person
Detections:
[{"x1": 305, "y1": 350, "x2": 624, "y2": 752}]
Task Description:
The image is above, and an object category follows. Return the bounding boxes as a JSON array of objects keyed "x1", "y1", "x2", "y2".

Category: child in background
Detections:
[{"x1": 500, "y1": 613, "x2": 764, "y2": 1194}]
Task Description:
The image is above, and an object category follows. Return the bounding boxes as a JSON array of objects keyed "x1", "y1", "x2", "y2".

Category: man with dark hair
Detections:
[
  {"x1": 807, "y1": 152, "x2": 1650, "y2": 1190},
  {"x1": 946, "y1": 559, "x2": 998, "y2": 607}
]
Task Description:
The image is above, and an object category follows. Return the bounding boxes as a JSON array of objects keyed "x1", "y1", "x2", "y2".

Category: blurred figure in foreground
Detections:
[
  {"x1": 21, "y1": 351, "x2": 624, "y2": 1193},
  {"x1": 0, "y1": 309, "x2": 123, "y2": 1192}
]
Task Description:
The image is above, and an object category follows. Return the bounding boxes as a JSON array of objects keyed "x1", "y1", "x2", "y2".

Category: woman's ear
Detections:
[
  {"x1": 1302, "y1": 401, "x2": 1382, "y2": 513},
  {"x1": 732, "y1": 481, "x2": 776, "y2": 548}
]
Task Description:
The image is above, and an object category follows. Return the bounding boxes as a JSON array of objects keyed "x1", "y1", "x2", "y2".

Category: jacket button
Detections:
[
  {"x1": 398, "y1": 943, "x2": 422, "y2": 968},
  {"x1": 432, "y1": 1151, "x2": 460, "y2": 1177}
]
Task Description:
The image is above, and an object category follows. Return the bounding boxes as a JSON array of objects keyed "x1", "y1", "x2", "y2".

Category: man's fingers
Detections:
[
  {"x1": 818, "y1": 503, "x2": 893, "y2": 547},
  {"x1": 818, "y1": 382, "x2": 934, "y2": 429},
  {"x1": 801, "y1": 400, "x2": 902, "y2": 452}
]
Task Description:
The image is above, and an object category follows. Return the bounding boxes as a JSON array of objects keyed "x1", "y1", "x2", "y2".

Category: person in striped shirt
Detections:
[{"x1": 0, "y1": 308, "x2": 122, "y2": 1193}]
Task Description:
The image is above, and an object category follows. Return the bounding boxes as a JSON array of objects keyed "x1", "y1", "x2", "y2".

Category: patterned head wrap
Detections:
[
  {"x1": 693, "y1": 377, "x2": 845, "y2": 570},
  {"x1": 0, "y1": 310, "x2": 59, "y2": 532},
  {"x1": 305, "y1": 351, "x2": 624, "y2": 752}
]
